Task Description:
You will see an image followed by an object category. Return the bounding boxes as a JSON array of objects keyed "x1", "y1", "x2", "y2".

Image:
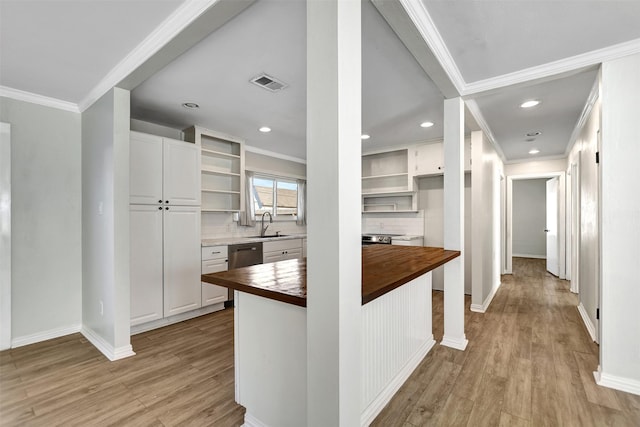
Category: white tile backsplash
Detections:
[
  {"x1": 362, "y1": 211, "x2": 424, "y2": 236},
  {"x1": 201, "y1": 212, "x2": 307, "y2": 239}
]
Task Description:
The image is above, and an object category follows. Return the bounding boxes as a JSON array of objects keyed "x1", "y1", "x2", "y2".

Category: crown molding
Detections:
[
  {"x1": 0, "y1": 86, "x2": 80, "y2": 113},
  {"x1": 464, "y1": 99, "x2": 506, "y2": 161},
  {"x1": 77, "y1": 0, "x2": 220, "y2": 112},
  {"x1": 399, "y1": 0, "x2": 465, "y2": 94},
  {"x1": 564, "y1": 74, "x2": 600, "y2": 158},
  {"x1": 463, "y1": 38, "x2": 640, "y2": 96}
]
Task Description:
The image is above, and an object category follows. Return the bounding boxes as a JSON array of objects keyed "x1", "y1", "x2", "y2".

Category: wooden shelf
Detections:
[
  {"x1": 202, "y1": 189, "x2": 241, "y2": 195},
  {"x1": 362, "y1": 210, "x2": 419, "y2": 214},
  {"x1": 201, "y1": 167, "x2": 241, "y2": 177},
  {"x1": 201, "y1": 148, "x2": 241, "y2": 159},
  {"x1": 202, "y1": 208, "x2": 241, "y2": 213},
  {"x1": 362, "y1": 190, "x2": 416, "y2": 197},
  {"x1": 361, "y1": 173, "x2": 408, "y2": 180}
]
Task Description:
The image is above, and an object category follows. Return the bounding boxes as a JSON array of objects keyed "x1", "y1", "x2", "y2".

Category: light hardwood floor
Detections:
[
  {"x1": 373, "y1": 257, "x2": 640, "y2": 426},
  {"x1": 2, "y1": 258, "x2": 639, "y2": 426}
]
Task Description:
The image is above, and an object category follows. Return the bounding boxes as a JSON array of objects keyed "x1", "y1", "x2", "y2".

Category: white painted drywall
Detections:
[
  {"x1": 82, "y1": 87, "x2": 133, "y2": 358},
  {"x1": 245, "y1": 150, "x2": 306, "y2": 179},
  {"x1": 306, "y1": 1, "x2": 362, "y2": 424},
  {"x1": 130, "y1": 119, "x2": 184, "y2": 140},
  {"x1": 512, "y1": 179, "x2": 547, "y2": 258},
  {"x1": 0, "y1": 97, "x2": 82, "y2": 344},
  {"x1": 504, "y1": 158, "x2": 567, "y2": 176},
  {"x1": 568, "y1": 97, "x2": 600, "y2": 339},
  {"x1": 598, "y1": 53, "x2": 640, "y2": 392},
  {"x1": 417, "y1": 175, "x2": 471, "y2": 294},
  {"x1": 470, "y1": 130, "x2": 503, "y2": 311},
  {"x1": 0, "y1": 122, "x2": 11, "y2": 350}
]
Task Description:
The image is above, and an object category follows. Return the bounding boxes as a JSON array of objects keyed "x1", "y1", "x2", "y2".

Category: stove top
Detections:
[{"x1": 362, "y1": 233, "x2": 404, "y2": 244}]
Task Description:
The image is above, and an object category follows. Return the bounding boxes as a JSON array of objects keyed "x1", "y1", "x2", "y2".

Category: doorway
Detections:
[{"x1": 505, "y1": 172, "x2": 566, "y2": 278}]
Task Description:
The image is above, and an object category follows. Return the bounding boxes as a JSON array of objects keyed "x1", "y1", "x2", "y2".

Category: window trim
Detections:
[{"x1": 251, "y1": 173, "x2": 300, "y2": 221}]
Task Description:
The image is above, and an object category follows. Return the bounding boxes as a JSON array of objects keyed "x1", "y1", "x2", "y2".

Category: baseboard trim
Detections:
[
  {"x1": 595, "y1": 366, "x2": 640, "y2": 396},
  {"x1": 440, "y1": 335, "x2": 468, "y2": 351},
  {"x1": 577, "y1": 302, "x2": 597, "y2": 342},
  {"x1": 513, "y1": 253, "x2": 546, "y2": 259},
  {"x1": 81, "y1": 326, "x2": 135, "y2": 361},
  {"x1": 470, "y1": 280, "x2": 501, "y2": 313},
  {"x1": 11, "y1": 323, "x2": 82, "y2": 348},
  {"x1": 360, "y1": 337, "x2": 436, "y2": 426},
  {"x1": 130, "y1": 303, "x2": 225, "y2": 335},
  {"x1": 243, "y1": 412, "x2": 269, "y2": 427}
]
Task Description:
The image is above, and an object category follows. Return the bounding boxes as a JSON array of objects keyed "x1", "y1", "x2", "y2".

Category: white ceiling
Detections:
[{"x1": 2, "y1": 0, "x2": 640, "y2": 163}]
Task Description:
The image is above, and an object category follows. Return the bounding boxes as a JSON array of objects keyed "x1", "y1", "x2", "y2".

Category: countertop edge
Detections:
[{"x1": 202, "y1": 234, "x2": 307, "y2": 247}]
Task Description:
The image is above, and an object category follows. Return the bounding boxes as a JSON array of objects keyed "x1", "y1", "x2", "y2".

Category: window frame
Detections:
[{"x1": 251, "y1": 173, "x2": 300, "y2": 221}]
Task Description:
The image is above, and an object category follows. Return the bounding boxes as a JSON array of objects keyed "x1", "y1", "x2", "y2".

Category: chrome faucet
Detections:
[{"x1": 260, "y1": 212, "x2": 273, "y2": 237}]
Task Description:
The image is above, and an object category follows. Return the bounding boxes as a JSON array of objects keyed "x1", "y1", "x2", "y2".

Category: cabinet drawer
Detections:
[
  {"x1": 202, "y1": 258, "x2": 228, "y2": 274},
  {"x1": 201, "y1": 245, "x2": 228, "y2": 261},
  {"x1": 263, "y1": 239, "x2": 302, "y2": 253}
]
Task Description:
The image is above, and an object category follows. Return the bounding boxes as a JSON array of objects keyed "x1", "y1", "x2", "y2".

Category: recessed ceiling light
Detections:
[
  {"x1": 361, "y1": 134, "x2": 370, "y2": 140},
  {"x1": 520, "y1": 100, "x2": 540, "y2": 109},
  {"x1": 420, "y1": 121, "x2": 434, "y2": 128},
  {"x1": 182, "y1": 102, "x2": 199, "y2": 109},
  {"x1": 529, "y1": 149, "x2": 540, "y2": 155},
  {"x1": 526, "y1": 131, "x2": 542, "y2": 137},
  {"x1": 259, "y1": 126, "x2": 271, "y2": 133}
]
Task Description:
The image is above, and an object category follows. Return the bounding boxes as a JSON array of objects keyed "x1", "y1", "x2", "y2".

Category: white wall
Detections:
[
  {"x1": 82, "y1": 87, "x2": 133, "y2": 359},
  {"x1": 471, "y1": 131, "x2": 503, "y2": 311},
  {"x1": 417, "y1": 175, "x2": 472, "y2": 294},
  {"x1": 512, "y1": 179, "x2": 547, "y2": 258},
  {"x1": 504, "y1": 158, "x2": 567, "y2": 176},
  {"x1": 130, "y1": 119, "x2": 184, "y2": 140},
  {"x1": 598, "y1": 52, "x2": 640, "y2": 394},
  {"x1": 0, "y1": 97, "x2": 82, "y2": 345},
  {"x1": 568, "y1": 96, "x2": 600, "y2": 340},
  {"x1": 246, "y1": 150, "x2": 306, "y2": 178}
]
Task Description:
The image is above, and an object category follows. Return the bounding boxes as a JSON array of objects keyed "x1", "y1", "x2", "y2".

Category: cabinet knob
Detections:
[
  {"x1": 165, "y1": 207, "x2": 169, "y2": 210},
  {"x1": 158, "y1": 207, "x2": 162, "y2": 210},
  {"x1": 165, "y1": 200, "x2": 169, "y2": 204},
  {"x1": 158, "y1": 200, "x2": 162, "y2": 203}
]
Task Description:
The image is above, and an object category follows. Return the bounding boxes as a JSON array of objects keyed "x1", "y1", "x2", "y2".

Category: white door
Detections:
[
  {"x1": 130, "y1": 132, "x2": 163, "y2": 205},
  {"x1": 163, "y1": 138, "x2": 201, "y2": 206},
  {"x1": 546, "y1": 177, "x2": 559, "y2": 276},
  {"x1": 163, "y1": 205, "x2": 202, "y2": 317},
  {"x1": 130, "y1": 205, "x2": 164, "y2": 326},
  {"x1": 202, "y1": 258, "x2": 228, "y2": 307}
]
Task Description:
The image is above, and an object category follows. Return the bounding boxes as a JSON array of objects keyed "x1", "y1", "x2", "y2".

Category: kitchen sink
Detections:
[{"x1": 248, "y1": 234, "x2": 289, "y2": 239}]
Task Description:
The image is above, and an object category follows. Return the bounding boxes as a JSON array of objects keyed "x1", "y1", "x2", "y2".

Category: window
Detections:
[{"x1": 252, "y1": 175, "x2": 299, "y2": 220}]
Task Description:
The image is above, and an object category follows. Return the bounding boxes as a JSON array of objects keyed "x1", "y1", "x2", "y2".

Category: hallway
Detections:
[{"x1": 373, "y1": 257, "x2": 640, "y2": 426}]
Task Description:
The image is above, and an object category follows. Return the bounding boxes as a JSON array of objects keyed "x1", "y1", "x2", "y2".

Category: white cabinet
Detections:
[
  {"x1": 413, "y1": 139, "x2": 471, "y2": 176},
  {"x1": 391, "y1": 237, "x2": 424, "y2": 246},
  {"x1": 129, "y1": 205, "x2": 201, "y2": 324},
  {"x1": 130, "y1": 131, "x2": 202, "y2": 326},
  {"x1": 184, "y1": 126, "x2": 245, "y2": 213},
  {"x1": 362, "y1": 149, "x2": 417, "y2": 213},
  {"x1": 263, "y1": 239, "x2": 303, "y2": 264},
  {"x1": 130, "y1": 205, "x2": 164, "y2": 326},
  {"x1": 163, "y1": 206, "x2": 202, "y2": 317},
  {"x1": 130, "y1": 131, "x2": 200, "y2": 206},
  {"x1": 201, "y1": 245, "x2": 228, "y2": 307}
]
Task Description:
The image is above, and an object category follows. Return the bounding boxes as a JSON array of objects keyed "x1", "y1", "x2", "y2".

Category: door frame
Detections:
[
  {"x1": 505, "y1": 171, "x2": 566, "y2": 277},
  {"x1": 1, "y1": 122, "x2": 11, "y2": 350}
]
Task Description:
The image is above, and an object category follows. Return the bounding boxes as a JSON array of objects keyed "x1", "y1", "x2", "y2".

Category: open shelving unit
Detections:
[
  {"x1": 361, "y1": 149, "x2": 417, "y2": 213},
  {"x1": 184, "y1": 126, "x2": 245, "y2": 213}
]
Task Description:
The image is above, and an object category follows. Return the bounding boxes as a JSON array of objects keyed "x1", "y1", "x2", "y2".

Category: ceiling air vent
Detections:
[{"x1": 250, "y1": 73, "x2": 288, "y2": 92}]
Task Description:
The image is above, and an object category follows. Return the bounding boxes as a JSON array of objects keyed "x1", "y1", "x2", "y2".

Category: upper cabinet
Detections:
[
  {"x1": 362, "y1": 149, "x2": 417, "y2": 213},
  {"x1": 184, "y1": 126, "x2": 245, "y2": 213},
  {"x1": 411, "y1": 139, "x2": 472, "y2": 177},
  {"x1": 130, "y1": 131, "x2": 200, "y2": 206}
]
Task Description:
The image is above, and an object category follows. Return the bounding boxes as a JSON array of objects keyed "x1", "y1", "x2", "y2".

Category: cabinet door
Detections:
[
  {"x1": 415, "y1": 142, "x2": 443, "y2": 176},
  {"x1": 130, "y1": 205, "x2": 163, "y2": 326},
  {"x1": 263, "y1": 250, "x2": 283, "y2": 264},
  {"x1": 130, "y1": 132, "x2": 163, "y2": 204},
  {"x1": 163, "y1": 206, "x2": 202, "y2": 317},
  {"x1": 163, "y1": 138, "x2": 201, "y2": 206},
  {"x1": 202, "y1": 258, "x2": 228, "y2": 306},
  {"x1": 281, "y1": 248, "x2": 303, "y2": 261}
]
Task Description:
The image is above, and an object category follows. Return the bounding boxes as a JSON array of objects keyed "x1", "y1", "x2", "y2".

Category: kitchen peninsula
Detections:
[{"x1": 202, "y1": 245, "x2": 460, "y2": 426}]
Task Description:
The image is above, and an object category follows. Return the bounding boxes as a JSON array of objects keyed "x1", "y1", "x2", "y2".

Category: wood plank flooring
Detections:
[
  {"x1": 2, "y1": 257, "x2": 639, "y2": 426},
  {"x1": 373, "y1": 257, "x2": 640, "y2": 426},
  {"x1": 0, "y1": 310, "x2": 244, "y2": 426}
]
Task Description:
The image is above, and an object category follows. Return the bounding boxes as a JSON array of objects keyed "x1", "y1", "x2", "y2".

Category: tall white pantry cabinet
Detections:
[{"x1": 129, "y1": 131, "x2": 201, "y2": 326}]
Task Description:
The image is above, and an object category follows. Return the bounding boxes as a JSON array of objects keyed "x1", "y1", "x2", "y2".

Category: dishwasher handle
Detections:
[{"x1": 235, "y1": 246, "x2": 257, "y2": 252}]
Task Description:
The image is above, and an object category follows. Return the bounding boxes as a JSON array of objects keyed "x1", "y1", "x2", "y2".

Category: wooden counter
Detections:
[{"x1": 201, "y1": 245, "x2": 460, "y2": 307}]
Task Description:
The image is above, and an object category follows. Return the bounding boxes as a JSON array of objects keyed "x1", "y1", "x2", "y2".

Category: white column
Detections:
[
  {"x1": 596, "y1": 53, "x2": 640, "y2": 394},
  {"x1": 442, "y1": 97, "x2": 468, "y2": 350},
  {"x1": 306, "y1": 1, "x2": 362, "y2": 425}
]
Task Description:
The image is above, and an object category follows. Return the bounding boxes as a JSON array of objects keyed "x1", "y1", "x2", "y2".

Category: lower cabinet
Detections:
[
  {"x1": 130, "y1": 204, "x2": 201, "y2": 326},
  {"x1": 263, "y1": 239, "x2": 303, "y2": 264},
  {"x1": 201, "y1": 245, "x2": 228, "y2": 306}
]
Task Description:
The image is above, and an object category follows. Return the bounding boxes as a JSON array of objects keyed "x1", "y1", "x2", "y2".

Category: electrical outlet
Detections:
[{"x1": 100, "y1": 300, "x2": 103, "y2": 316}]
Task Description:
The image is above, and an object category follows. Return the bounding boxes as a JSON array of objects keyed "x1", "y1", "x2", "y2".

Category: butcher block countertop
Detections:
[{"x1": 201, "y1": 245, "x2": 460, "y2": 307}]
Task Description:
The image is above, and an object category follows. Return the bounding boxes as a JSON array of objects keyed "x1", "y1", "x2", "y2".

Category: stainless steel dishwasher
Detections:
[{"x1": 227, "y1": 242, "x2": 263, "y2": 302}]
